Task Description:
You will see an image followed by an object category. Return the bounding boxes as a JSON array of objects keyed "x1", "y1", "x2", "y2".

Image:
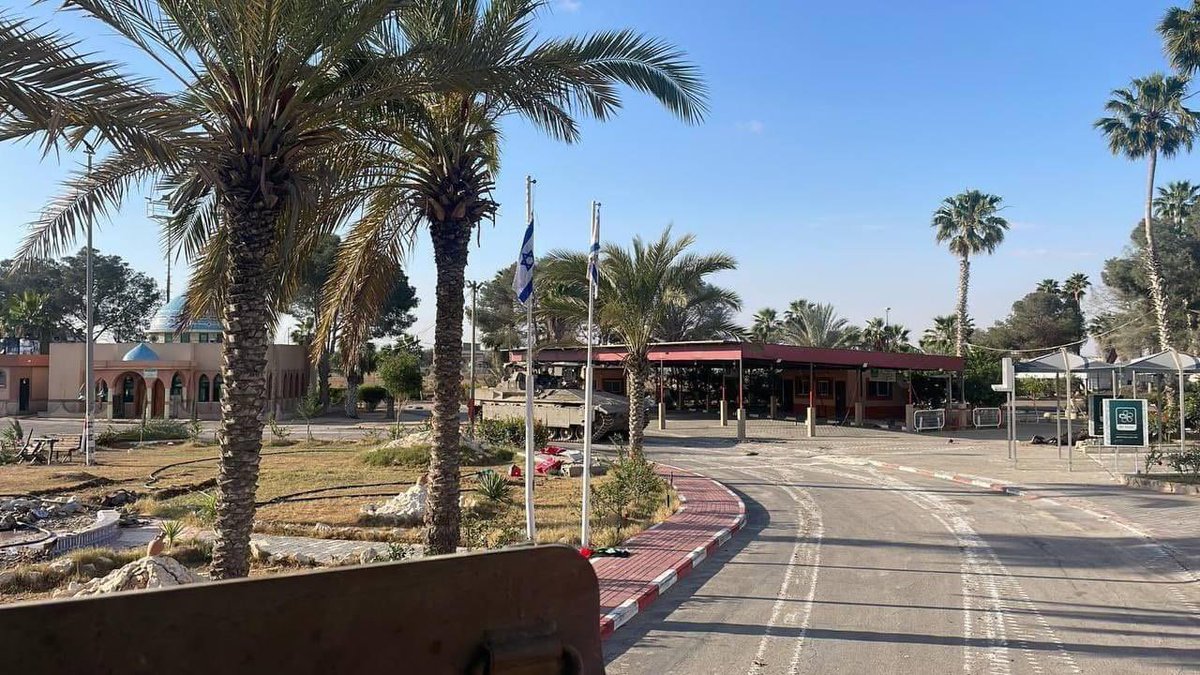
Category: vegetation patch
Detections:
[{"x1": 96, "y1": 420, "x2": 193, "y2": 445}]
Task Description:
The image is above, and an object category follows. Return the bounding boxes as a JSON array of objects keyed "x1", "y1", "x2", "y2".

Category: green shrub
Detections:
[
  {"x1": 330, "y1": 387, "x2": 346, "y2": 407},
  {"x1": 361, "y1": 444, "x2": 432, "y2": 468},
  {"x1": 477, "y1": 417, "x2": 549, "y2": 451},
  {"x1": 590, "y1": 446, "x2": 666, "y2": 531},
  {"x1": 159, "y1": 520, "x2": 185, "y2": 548},
  {"x1": 359, "y1": 385, "x2": 389, "y2": 412},
  {"x1": 96, "y1": 419, "x2": 192, "y2": 444},
  {"x1": 476, "y1": 471, "x2": 511, "y2": 502},
  {"x1": 1167, "y1": 447, "x2": 1200, "y2": 476}
]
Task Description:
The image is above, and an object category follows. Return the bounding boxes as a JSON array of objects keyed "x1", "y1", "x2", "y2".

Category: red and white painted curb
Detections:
[
  {"x1": 863, "y1": 459, "x2": 1038, "y2": 499},
  {"x1": 597, "y1": 466, "x2": 747, "y2": 640}
]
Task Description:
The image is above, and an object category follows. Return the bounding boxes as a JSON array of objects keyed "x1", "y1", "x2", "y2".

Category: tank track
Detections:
[{"x1": 591, "y1": 411, "x2": 616, "y2": 441}]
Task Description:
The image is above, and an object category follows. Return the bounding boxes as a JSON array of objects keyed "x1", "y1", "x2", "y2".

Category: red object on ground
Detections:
[
  {"x1": 542, "y1": 445, "x2": 565, "y2": 455},
  {"x1": 535, "y1": 457, "x2": 563, "y2": 474},
  {"x1": 508, "y1": 465, "x2": 522, "y2": 478},
  {"x1": 580, "y1": 547, "x2": 593, "y2": 558}
]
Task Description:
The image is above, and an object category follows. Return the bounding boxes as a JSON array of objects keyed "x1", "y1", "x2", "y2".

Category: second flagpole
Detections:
[
  {"x1": 581, "y1": 201, "x2": 599, "y2": 547},
  {"x1": 524, "y1": 176, "x2": 537, "y2": 542}
]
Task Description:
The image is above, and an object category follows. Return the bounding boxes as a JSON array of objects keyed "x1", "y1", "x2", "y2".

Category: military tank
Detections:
[{"x1": 476, "y1": 363, "x2": 647, "y2": 441}]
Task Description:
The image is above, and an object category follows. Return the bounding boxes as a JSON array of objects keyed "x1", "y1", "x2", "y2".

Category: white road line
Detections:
[{"x1": 740, "y1": 467, "x2": 824, "y2": 675}]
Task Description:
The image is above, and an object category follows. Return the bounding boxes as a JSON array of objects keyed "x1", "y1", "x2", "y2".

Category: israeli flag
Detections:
[
  {"x1": 513, "y1": 215, "x2": 534, "y2": 305},
  {"x1": 587, "y1": 214, "x2": 600, "y2": 290}
]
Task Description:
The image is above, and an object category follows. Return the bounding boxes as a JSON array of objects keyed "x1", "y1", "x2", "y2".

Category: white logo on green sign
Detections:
[{"x1": 1115, "y1": 407, "x2": 1137, "y2": 431}]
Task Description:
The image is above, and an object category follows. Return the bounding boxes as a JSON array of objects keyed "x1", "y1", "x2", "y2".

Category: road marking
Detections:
[{"x1": 740, "y1": 468, "x2": 823, "y2": 675}]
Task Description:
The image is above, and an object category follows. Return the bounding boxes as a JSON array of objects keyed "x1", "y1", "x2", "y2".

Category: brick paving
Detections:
[{"x1": 593, "y1": 464, "x2": 745, "y2": 638}]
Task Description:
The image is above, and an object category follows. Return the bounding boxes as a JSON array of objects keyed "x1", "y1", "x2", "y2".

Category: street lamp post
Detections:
[
  {"x1": 82, "y1": 140, "x2": 96, "y2": 466},
  {"x1": 885, "y1": 307, "x2": 891, "y2": 329},
  {"x1": 467, "y1": 280, "x2": 481, "y2": 438}
]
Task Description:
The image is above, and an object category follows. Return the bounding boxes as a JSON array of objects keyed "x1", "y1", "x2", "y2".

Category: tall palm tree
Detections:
[
  {"x1": 2, "y1": 1, "x2": 516, "y2": 577},
  {"x1": 1096, "y1": 73, "x2": 1198, "y2": 351},
  {"x1": 1153, "y1": 180, "x2": 1200, "y2": 231},
  {"x1": 750, "y1": 308, "x2": 783, "y2": 343},
  {"x1": 1036, "y1": 279, "x2": 1061, "y2": 295},
  {"x1": 781, "y1": 301, "x2": 859, "y2": 349},
  {"x1": 318, "y1": 1, "x2": 706, "y2": 554},
  {"x1": 1062, "y1": 273, "x2": 1091, "y2": 307},
  {"x1": 541, "y1": 228, "x2": 735, "y2": 459},
  {"x1": 921, "y1": 314, "x2": 973, "y2": 355},
  {"x1": 932, "y1": 190, "x2": 1009, "y2": 357},
  {"x1": 342, "y1": 342, "x2": 379, "y2": 418}
]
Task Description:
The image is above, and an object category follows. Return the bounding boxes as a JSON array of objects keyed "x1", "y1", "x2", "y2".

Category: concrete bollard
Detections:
[
  {"x1": 905, "y1": 404, "x2": 915, "y2": 432},
  {"x1": 854, "y1": 402, "x2": 864, "y2": 427},
  {"x1": 737, "y1": 407, "x2": 746, "y2": 441},
  {"x1": 658, "y1": 401, "x2": 667, "y2": 430},
  {"x1": 720, "y1": 400, "x2": 728, "y2": 426},
  {"x1": 769, "y1": 396, "x2": 777, "y2": 420},
  {"x1": 806, "y1": 407, "x2": 816, "y2": 438}
]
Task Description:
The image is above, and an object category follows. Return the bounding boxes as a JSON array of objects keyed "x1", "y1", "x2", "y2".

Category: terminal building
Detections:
[
  {"x1": 511, "y1": 340, "x2": 964, "y2": 426},
  {"x1": 0, "y1": 297, "x2": 308, "y2": 419}
]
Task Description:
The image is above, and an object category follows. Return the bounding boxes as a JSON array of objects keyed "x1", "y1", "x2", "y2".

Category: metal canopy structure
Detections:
[
  {"x1": 1013, "y1": 351, "x2": 1119, "y2": 375},
  {"x1": 1122, "y1": 349, "x2": 1200, "y2": 452}
]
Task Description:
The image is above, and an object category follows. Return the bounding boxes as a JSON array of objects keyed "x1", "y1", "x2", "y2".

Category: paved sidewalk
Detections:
[{"x1": 593, "y1": 464, "x2": 746, "y2": 638}]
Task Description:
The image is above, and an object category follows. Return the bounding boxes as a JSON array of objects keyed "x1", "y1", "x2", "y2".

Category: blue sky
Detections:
[{"x1": 0, "y1": 1, "x2": 1192, "y2": 346}]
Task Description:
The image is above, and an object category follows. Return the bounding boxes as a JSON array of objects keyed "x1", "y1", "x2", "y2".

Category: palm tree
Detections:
[
  {"x1": 750, "y1": 308, "x2": 783, "y2": 343},
  {"x1": 932, "y1": 190, "x2": 1010, "y2": 357},
  {"x1": 860, "y1": 317, "x2": 912, "y2": 352},
  {"x1": 656, "y1": 282, "x2": 743, "y2": 342},
  {"x1": 541, "y1": 228, "x2": 735, "y2": 459},
  {"x1": 342, "y1": 342, "x2": 379, "y2": 418},
  {"x1": 1036, "y1": 279, "x2": 1061, "y2": 295},
  {"x1": 781, "y1": 301, "x2": 859, "y2": 349},
  {"x1": 1153, "y1": 180, "x2": 1200, "y2": 231},
  {"x1": 4, "y1": 291, "x2": 51, "y2": 338},
  {"x1": 318, "y1": 1, "x2": 706, "y2": 554},
  {"x1": 921, "y1": 314, "x2": 974, "y2": 355},
  {"x1": 2, "y1": 1, "x2": 516, "y2": 577},
  {"x1": 1160, "y1": 3, "x2": 1200, "y2": 76},
  {"x1": 1096, "y1": 73, "x2": 1198, "y2": 351},
  {"x1": 1062, "y1": 273, "x2": 1091, "y2": 307}
]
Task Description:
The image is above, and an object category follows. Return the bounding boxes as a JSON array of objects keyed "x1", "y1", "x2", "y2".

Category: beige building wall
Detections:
[
  {"x1": 0, "y1": 354, "x2": 50, "y2": 415},
  {"x1": 46, "y1": 342, "x2": 310, "y2": 420}
]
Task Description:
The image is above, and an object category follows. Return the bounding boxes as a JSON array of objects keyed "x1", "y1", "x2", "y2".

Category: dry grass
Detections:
[{"x1": 0, "y1": 439, "x2": 678, "y2": 549}]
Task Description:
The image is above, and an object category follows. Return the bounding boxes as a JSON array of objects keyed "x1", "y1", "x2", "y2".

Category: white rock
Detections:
[
  {"x1": 361, "y1": 483, "x2": 427, "y2": 525},
  {"x1": 358, "y1": 547, "x2": 380, "y2": 564},
  {"x1": 292, "y1": 553, "x2": 315, "y2": 566},
  {"x1": 249, "y1": 540, "x2": 273, "y2": 562},
  {"x1": 71, "y1": 556, "x2": 199, "y2": 596},
  {"x1": 48, "y1": 558, "x2": 76, "y2": 575}
]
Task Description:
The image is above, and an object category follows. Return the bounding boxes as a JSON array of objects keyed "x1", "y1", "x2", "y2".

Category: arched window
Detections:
[
  {"x1": 0, "y1": 370, "x2": 7, "y2": 389},
  {"x1": 198, "y1": 375, "x2": 210, "y2": 403},
  {"x1": 95, "y1": 380, "x2": 108, "y2": 402},
  {"x1": 213, "y1": 375, "x2": 223, "y2": 401},
  {"x1": 122, "y1": 375, "x2": 136, "y2": 403},
  {"x1": 170, "y1": 373, "x2": 184, "y2": 398}
]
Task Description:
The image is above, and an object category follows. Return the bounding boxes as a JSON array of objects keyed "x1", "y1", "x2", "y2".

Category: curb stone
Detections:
[{"x1": 596, "y1": 464, "x2": 746, "y2": 640}]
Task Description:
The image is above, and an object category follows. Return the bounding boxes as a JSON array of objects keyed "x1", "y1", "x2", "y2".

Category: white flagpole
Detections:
[
  {"x1": 524, "y1": 175, "x2": 537, "y2": 542},
  {"x1": 582, "y1": 201, "x2": 599, "y2": 547}
]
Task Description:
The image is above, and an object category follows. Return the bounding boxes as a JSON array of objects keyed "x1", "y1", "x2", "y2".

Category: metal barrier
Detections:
[
  {"x1": 0, "y1": 545, "x2": 602, "y2": 674},
  {"x1": 972, "y1": 407, "x2": 1002, "y2": 429},
  {"x1": 914, "y1": 409, "x2": 946, "y2": 432}
]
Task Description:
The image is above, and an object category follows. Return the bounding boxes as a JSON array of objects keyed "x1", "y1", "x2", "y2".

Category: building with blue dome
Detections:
[{"x1": 25, "y1": 297, "x2": 309, "y2": 420}]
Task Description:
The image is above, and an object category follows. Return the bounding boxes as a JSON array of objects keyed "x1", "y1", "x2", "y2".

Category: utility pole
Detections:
[
  {"x1": 146, "y1": 198, "x2": 174, "y2": 299},
  {"x1": 82, "y1": 140, "x2": 96, "y2": 466},
  {"x1": 467, "y1": 280, "x2": 482, "y2": 438}
]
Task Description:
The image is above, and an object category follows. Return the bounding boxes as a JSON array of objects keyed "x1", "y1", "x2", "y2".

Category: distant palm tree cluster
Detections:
[{"x1": 748, "y1": 301, "x2": 909, "y2": 352}]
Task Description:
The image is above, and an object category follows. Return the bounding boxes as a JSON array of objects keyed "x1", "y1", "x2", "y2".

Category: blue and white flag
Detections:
[
  {"x1": 587, "y1": 213, "x2": 600, "y2": 290},
  {"x1": 513, "y1": 215, "x2": 534, "y2": 305}
]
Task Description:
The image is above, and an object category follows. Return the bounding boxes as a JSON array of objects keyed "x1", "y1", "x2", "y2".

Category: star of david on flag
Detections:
[{"x1": 513, "y1": 215, "x2": 534, "y2": 305}]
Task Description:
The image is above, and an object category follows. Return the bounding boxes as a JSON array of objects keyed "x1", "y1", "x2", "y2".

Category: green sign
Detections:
[
  {"x1": 1102, "y1": 399, "x2": 1149, "y2": 447},
  {"x1": 1089, "y1": 394, "x2": 1111, "y2": 437}
]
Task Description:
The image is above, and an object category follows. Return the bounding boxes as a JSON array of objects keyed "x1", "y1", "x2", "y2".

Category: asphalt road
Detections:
[{"x1": 605, "y1": 440, "x2": 1200, "y2": 674}]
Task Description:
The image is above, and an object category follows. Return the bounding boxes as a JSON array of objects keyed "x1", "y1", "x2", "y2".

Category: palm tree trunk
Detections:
[
  {"x1": 1144, "y1": 149, "x2": 1172, "y2": 351},
  {"x1": 209, "y1": 172, "x2": 279, "y2": 580},
  {"x1": 955, "y1": 254, "x2": 970, "y2": 357},
  {"x1": 345, "y1": 370, "x2": 360, "y2": 419},
  {"x1": 625, "y1": 353, "x2": 649, "y2": 458},
  {"x1": 424, "y1": 219, "x2": 471, "y2": 555}
]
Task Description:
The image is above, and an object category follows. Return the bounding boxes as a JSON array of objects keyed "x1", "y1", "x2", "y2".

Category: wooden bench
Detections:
[{"x1": 50, "y1": 435, "x2": 81, "y2": 464}]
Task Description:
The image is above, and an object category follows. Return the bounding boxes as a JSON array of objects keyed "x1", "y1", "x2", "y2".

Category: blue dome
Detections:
[
  {"x1": 148, "y1": 296, "x2": 223, "y2": 334},
  {"x1": 122, "y1": 343, "x2": 160, "y2": 362}
]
